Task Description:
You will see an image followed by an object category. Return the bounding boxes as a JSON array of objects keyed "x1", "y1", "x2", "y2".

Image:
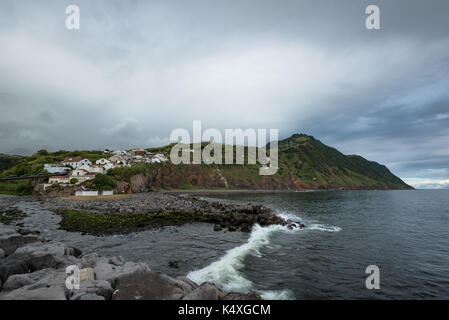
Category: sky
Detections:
[{"x1": 0, "y1": 0, "x2": 448, "y2": 189}]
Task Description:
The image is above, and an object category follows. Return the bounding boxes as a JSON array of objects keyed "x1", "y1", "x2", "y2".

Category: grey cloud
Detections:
[{"x1": 38, "y1": 110, "x2": 54, "y2": 123}]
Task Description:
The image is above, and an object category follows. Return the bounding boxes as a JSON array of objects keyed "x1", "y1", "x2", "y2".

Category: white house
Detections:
[
  {"x1": 72, "y1": 169, "x2": 89, "y2": 177},
  {"x1": 79, "y1": 164, "x2": 106, "y2": 174},
  {"x1": 71, "y1": 170, "x2": 97, "y2": 183},
  {"x1": 96, "y1": 158, "x2": 112, "y2": 165},
  {"x1": 61, "y1": 157, "x2": 92, "y2": 169},
  {"x1": 108, "y1": 154, "x2": 128, "y2": 166},
  {"x1": 95, "y1": 158, "x2": 116, "y2": 171},
  {"x1": 150, "y1": 153, "x2": 168, "y2": 163},
  {"x1": 44, "y1": 164, "x2": 71, "y2": 174}
]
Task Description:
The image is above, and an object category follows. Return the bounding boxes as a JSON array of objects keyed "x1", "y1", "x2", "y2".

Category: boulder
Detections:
[
  {"x1": 0, "y1": 248, "x2": 4, "y2": 259},
  {"x1": 112, "y1": 270, "x2": 194, "y2": 300},
  {"x1": 70, "y1": 280, "x2": 113, "y2": 300},
  {"x1": 1, "y1": 273, "x2": 35, "y2": 291},
  {"x1": 94, "y1": 261, "x2": 151, "y2": 287},
  {"x1": 108, "y1": 256, "x2": 125, "y2": 267},
  {"x1": 182, "y1": 282, "x2": 220, "y2": 300},
  {"x1": 0, "y1": 286, "x2": 66, "y2": 300},
  {"x1": 0, "y1": 234, "x2": 41, "y2": 256},
  {"x1": 0, "y1": 253, "x2": 58, "y2": 284},
  {"x1": 0, "y1": 268, "x2": 67, "y2": 300},
  {"x1": 14, "y1": 241, "x2": 66, "y2": 258},
  {"x1": 175, "y1": 276, "x2": 198, "y2": 291},
  {"x1": 79, "y1": 252, "x2": 103, "y2": 268}
]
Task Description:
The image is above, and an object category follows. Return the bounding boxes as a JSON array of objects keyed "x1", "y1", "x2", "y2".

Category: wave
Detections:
[
  {"x1": 277, "y1": 211, "x2": 342, "y2": 232},
  {"x1": 187, "y1": 211, "x2": 341, "y2": 300}
]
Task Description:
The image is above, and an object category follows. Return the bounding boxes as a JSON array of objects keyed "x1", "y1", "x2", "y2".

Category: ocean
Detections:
[{"x1": 3, "y1": 190, "x2": 449, "y2": 299}]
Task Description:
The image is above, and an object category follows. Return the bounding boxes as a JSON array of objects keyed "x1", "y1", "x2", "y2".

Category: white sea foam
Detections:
[
  {"x1": 187, "y1": 224, "x2": 287, "y2": 293},
  {"x1": 277, "y1": 212, "x2": 304, "y2": 223},
  {"x1": 187, "y1": 211, "x2": 341, "y2": 300},
  {"x1": 307, "y1": 224, "x2": 342, "y2": 232}
]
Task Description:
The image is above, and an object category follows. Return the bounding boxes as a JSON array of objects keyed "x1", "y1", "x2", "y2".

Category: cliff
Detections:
[{"x1": 112, "y1": 134, "x2": 412, "y2": 191}]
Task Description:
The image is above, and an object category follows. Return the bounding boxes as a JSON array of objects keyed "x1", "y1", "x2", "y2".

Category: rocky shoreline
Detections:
[
  {"x1": 0, "y1": 222, "x2": 263, "y2": 300},
  {"x1": 0, "y1": 192, "x2": 303, "y2": 299},
  {"x1": 40, "y1": 192, "x2": 303, "y2": 234}
]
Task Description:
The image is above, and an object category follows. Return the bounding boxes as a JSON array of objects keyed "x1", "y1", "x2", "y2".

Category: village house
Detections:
[
  {"x1": 69, "y1": 169, "x2": 96, "y2": 183},
  {"x1": 95, "y1": 158, "x2": 116, "y2": 171},
  {"x1": 150, "y1": 153, "x2": 168, "y2": 163},
  {"x1": 79, "y1": 164, "x2": 107, "y2": 174},
  {"x1": 96, "y1": 158, "x2": 111, "y2": 165},
  {"x1": 48, "y1": 170, "x2": 96, "y2": 185},
  {"x1": 108, "y1": 154, "x2": 128, "y2": 166},
  {"x1": 129, "y1": 148, "x2": 148, "y2": 157},
  {"x1": 72, "y1": 168, "x2": 89, "y2": 177},
  {"x1": 61, "y1": 156, "x2": 92, "y2": 169}
]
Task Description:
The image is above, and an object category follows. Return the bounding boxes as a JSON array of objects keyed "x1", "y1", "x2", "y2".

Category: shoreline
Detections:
[
  {"x1": 0, "y1": 185, "x2": 415, "y2": 199},
  {"x1": 38, "y1": 192, "x2": 302, "y2": 235}
]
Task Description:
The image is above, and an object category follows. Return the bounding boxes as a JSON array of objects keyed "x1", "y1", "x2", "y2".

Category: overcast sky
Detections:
[{"x1": 0, "y1": 0, "x2": 448, "y2": 189}]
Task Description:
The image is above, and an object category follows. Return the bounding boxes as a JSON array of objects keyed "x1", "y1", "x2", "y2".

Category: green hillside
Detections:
[
  {"x1": 0, "y1": 150, "x2": 105, "y2": 195},
  {"x1": 275, "y1": 134, "x2": 411, "y2": 189},
  {"x1": 0, "y1": 150, "x2": 104, "y2": 177},
  {"x1": 0, "y1": 134, "x2": 412, "y2": 195},
  {"x1": 0, "y1": 154, "x2": 22, "y2": 174}
]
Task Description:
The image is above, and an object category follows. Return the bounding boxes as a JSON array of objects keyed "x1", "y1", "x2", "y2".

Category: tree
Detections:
[
  {"x1": 93, "y1": 174, "x2": 116, "y2": 190},
  {"x1": 37, "y1": 149, "x2": 49, "y2": 156}
]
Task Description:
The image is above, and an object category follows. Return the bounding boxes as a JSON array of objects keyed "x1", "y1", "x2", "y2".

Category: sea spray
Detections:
[
  {"x1": 187, "y1": 211, "x2": 341, "y2": 300},
  {"x1": 278, "y1": 210, "x2": 342, "y2": 232},
  {"x1": 188, "y1": 224, "x2": 282, "y2": 292}
]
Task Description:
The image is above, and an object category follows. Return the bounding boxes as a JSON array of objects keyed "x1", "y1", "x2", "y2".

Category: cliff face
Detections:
[{"x1": 124, "y1": 134, "x2": 412, "y2": 191}]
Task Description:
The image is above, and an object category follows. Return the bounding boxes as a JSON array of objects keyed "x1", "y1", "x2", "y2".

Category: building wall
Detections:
[
  {"x1": 75, "y1": 190, "x2": 99, "y2": 196},
  {"x1": 49, "y1": 177, "x2": 71, "y2": 184},
  {"x1": 74, "y1": 190, "x2": 114, "y2": 196}
]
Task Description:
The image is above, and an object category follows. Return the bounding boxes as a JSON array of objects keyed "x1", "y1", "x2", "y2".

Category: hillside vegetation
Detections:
[
  {"x1": 0, "y1": 150, "x2": 104, "y2": 177},
  {"x1": 0, "y1": 154, "x2": 22, "y2": 174},
  {"x1": 113, "y1": 134, "x2": 412, "y2": 191},
  {"x1": 0, "y1": 150, "x2": 105, "y2": 195},
  {"x1": 0, "y1": 134, "x2": 412, "y2": 195}
]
